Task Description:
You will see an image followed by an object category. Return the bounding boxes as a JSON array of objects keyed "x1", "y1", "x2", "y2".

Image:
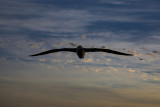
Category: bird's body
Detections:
[
  {"x1": 76, "y1": 46, "x2": 86, "y2": 58},
  {"x1": 30, "y1": 45, "x2": 133, "y2": 58}
]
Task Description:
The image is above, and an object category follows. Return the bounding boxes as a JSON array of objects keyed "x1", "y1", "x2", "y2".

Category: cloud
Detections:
[
  {"x1": 1, "y1": 0, "x2": 159, "y2": 37},
  {"x1": 1, "y1": 0, "x2": 160, "y2": 56},
  {"x1": 94, "y1": 68, "x2": 104, "y2": 73},
  {"x1": 100, "y1": 0, "x2": 131, "y2": 5},
  {"x1": 69, "y1": 43, "x2": 77, "y2": 47},
  {"x1": 0, "y1": 5, "x2": 92, "y2": 33},
  {"x1": 38, "y1": 59, "x2": 46, "y2": 62},
  {"x1": 1, "y1": 55, "x2": 160, "y2": 107},
  {"x1": 23, "y1": 9, "x2": 93, "y2": 33},
  {"x1": 67, "y1": 59, "x2": 74, "y2": 63},
  {"x1": 128, "y1": 50, "x2": 142, "y2": 56},
  {"x1": 109, "y1": 66, "x2": 118, "y2": 72},
  {"x1": 127, "y1": 68, "x2": 136, "y2": 73},
  {"x1": 0, "y1": 76, "x2": 14, "y2": 81},
  {"x1": 153, "y1": 77, "x2": 160, "y2": 81},
  {"x1": 106, "y1": 58, "x2": 112, "y2": 62},
  {"x1": 50, "y1": 59, "x2": 61, "y2": 63},
  {"x1": 81, "y1": 34, "x2": 86, "y2": 39},
  {"x1": 0, "y1": 56, "x2": 7, "y2": 61},
  {"x1": 81, "y1": 57, "x2": 94, "y2": 63}
]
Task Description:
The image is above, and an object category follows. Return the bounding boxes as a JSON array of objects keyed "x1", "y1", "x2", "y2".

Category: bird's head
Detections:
[{"x1": 77, "y1": 45, "x2": 83, "y2": 49}]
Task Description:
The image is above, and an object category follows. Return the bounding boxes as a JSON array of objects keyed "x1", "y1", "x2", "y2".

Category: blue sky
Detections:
[{"x1": 0, "y1": 0, "x2": 160, "y2": 107}]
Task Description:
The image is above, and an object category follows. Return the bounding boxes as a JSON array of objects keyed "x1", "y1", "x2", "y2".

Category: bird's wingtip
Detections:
[
  {"x1": 127, "y1": 54, "x2": 134, "y2": 56},
  {"x1": 29, "y1": 54, "x2": 36, "y2": 57}
]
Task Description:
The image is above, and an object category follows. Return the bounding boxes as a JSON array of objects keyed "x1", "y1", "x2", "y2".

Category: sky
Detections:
[{"x1": 0, "y1": 0, "x2": 160, "y2": 107}]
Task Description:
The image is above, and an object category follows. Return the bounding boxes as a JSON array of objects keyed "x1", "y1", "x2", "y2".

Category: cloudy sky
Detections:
[{"x1": 0, "y1": 0, "x2": 160, "y2": 107}]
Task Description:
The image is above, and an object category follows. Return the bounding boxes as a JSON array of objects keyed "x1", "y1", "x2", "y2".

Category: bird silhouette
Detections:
[{"x1": 30, "y1": 45, "x2": 133, "y2": 59}]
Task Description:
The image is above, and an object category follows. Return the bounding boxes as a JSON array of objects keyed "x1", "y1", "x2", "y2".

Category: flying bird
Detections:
[{"x1": 30, "y1": 45, "x2": 133, "y2": 59}]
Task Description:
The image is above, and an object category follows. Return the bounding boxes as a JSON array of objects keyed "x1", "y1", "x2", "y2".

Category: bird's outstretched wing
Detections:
[
  {"x1": 30, "y1": 48, "x2": 76, "y2": 56},
  {"x1": 84, "y1": 48, "x2": 133, "y2": 56}
]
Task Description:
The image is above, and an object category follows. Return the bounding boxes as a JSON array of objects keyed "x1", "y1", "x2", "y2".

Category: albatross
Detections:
[{"x1": 30, "y1": 45, "x2": 133, "y2": 59}]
